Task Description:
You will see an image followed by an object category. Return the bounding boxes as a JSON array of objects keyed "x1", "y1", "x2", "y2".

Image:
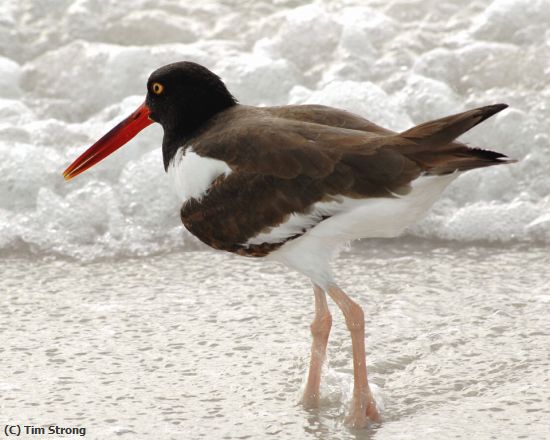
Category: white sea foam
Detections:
[{"x1": 1, "y1": 0, "x2": 548, "y2": 259}]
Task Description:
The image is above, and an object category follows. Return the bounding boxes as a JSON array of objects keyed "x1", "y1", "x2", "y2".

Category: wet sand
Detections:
[{"x1": 1, "y1": 240, "x2": 549, "y2": 439}]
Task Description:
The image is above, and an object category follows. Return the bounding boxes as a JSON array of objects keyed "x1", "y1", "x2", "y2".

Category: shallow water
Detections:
[
  {"x1": 1, "y1": 0, "x2": 550, "y2": 260},
  {"x1": 2, "y1": 240, "x2": 549, "y2": 439}
]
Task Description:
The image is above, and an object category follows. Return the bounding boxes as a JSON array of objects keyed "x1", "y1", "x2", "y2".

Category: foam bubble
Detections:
[
  {"x1": 258, "y1": 4, "x2": 342, "y2": 78},
  {"x1": 1, "y1": 0, "x2": 548, "y2": 259},
  {"x1": 101, "y1": 9, "x2": 199, "y2": 45},
  {"x1": 216, "y1": 53, "x2": 302, "y2": 105},
  {"x1": 396, "y1": 74, "x2": 462, "y2": 123},
  {"x1": 290, "y1": 80, "x2": 412, "y2": 131},
  {"x1": 413, "y1": 48, "x2": 461, "y2": 86},
  {"x1": 472, "y1": 0, "x2": 550, "y2": 44},
  {"x1": 0, "y1": 57, "x2": 22, "y2": 98}
]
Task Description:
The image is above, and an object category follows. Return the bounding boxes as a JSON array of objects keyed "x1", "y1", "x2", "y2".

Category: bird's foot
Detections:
[
  {"x1": 344, "y1": 392, "x2": 380, "y2": 429},
  {"x1": 301, "y1": 391, "x2": 320, "y2": 409}
]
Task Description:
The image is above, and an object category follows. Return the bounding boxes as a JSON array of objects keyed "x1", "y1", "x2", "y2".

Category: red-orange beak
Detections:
[{"x1": 63, "y1": 102, "x2": 154, "y2": 181}]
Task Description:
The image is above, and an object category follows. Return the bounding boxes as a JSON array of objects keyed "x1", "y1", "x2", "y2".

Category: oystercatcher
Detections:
[{"x1": 63, "y1": 61, "x2": 514, "y2": 428}]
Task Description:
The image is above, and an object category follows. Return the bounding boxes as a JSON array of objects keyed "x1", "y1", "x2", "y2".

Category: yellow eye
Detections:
[{"x1": 152, "y1": 82, "x2": 164, "y2": 95}]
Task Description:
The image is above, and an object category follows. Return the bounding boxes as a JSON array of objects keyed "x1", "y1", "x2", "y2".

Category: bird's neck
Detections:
[{"x1": 161, "y1": 99, "x2": 237, "y2": 170}]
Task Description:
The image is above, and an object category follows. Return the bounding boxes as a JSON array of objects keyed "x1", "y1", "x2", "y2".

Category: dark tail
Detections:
[
  {"x1": 398, "y1": 104, "x2": 516, "y2": 174},
  {"x1": 400, "y1": 104, "x2": 508, "y2": 148}
]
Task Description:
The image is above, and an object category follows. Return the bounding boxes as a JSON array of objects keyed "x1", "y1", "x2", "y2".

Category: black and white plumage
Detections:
[{"x1": 63, "y1": 61, "x2": 514, "y2": 428}]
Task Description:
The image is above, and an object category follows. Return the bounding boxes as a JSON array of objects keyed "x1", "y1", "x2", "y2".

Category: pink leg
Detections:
[
  {"x1": 302, "y1": 284, "x2": 332, "y2": 408},
  {"x1": 327, "y1": 284, "x2": 380, "y2": 428}
]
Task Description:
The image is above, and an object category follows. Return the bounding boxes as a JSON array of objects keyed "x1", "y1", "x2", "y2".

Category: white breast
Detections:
[{"x1": 167, "y1": 146, "x2": 232, "y2": 201}]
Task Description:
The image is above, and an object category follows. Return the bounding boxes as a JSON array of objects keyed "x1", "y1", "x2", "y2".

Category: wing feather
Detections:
[{"x1": 180, "y1": 104, "x2": 511, "y2": 252}]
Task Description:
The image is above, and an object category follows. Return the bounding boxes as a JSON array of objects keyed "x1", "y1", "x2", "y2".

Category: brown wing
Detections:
[
  {"x1": 192, "y1": 104, "x2": 512, "y2": 181},
  {"x1": 184, "y1": 106, "x2": 421, "y2": 253},
  {"x1": 191, "y1": 105, "x2": 420, "y2": 190},
  {"x1": 182, "y1": 104, "x2": 512, "y2": 254},
  {"x1": 268, "y1": 104, "x2": 394, "y2": 135}
]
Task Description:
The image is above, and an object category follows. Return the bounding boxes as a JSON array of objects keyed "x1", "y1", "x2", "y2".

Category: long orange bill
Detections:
[{"x1": 63, "y1": 102, "x2": 153, "y2": 180}]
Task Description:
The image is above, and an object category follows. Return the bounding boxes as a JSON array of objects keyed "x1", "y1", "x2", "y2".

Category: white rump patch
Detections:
[{"x1": 167, "y1": 146, "x2": 232, "y2": 201}]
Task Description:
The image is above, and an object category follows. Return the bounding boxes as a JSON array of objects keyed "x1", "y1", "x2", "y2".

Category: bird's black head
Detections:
[
  {"x1": 146, "y1": 62, "x2": 237, "y2": 162},
  {"x1": 63, "y1": 61, "x2": 236, "y2": 180}
]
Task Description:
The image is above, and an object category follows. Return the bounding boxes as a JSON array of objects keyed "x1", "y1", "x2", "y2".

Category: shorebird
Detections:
[{"x1": 63, "y1": 61, "x2": 513, "y2": 428}]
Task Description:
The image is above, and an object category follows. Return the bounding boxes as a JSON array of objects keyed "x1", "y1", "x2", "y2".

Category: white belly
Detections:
[
  {"x1": 265, "y1": 173, "x2": 458, "y2": 288},
  {"x1": 167, "y1": 146, "x2": 232, "y2": 201},
  {"x1": 308, "y1": 173, "x2": 458, "y2": 240}
]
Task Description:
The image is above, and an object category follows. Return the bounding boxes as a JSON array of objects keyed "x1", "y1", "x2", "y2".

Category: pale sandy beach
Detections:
[{"x1": 2, "y1": 241, "x2": 549, "y2": 439}]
